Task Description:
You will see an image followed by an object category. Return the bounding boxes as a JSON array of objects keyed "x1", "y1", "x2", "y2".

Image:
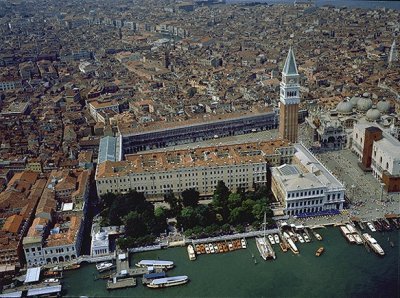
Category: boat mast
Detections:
[{"x1": 263, "y1": 211, "x2": 266, "y2": 239}]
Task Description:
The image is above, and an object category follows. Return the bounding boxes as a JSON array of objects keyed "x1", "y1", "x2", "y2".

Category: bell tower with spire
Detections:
[{"x1": 279, "y1": 47, "x2": 300, "y2": 143}]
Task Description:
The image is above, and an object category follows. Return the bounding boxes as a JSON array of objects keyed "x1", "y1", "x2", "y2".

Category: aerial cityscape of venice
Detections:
[{"x1": 0, "y1": 0, "x2": 399, "y2": 297}]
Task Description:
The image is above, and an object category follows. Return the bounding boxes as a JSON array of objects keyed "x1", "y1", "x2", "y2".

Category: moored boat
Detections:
[
  {"x1": 367, "y1": 222, "x2": 376, "y2": 232},
  {"x1": 209, "y1": 243, "x2": 215, "y2": 254},
  {"x1": 136, "y1": 260, "x2": 174, "y2": 269},
  {"x1": 297, "y1": 234, "x2": 304, "y2": 243},
  {"x1": 274, "y1": 234, "x2": 280, "y2": 244},
  {"x1": 205, "y1": 244, "x2": 210, "y2": 254},
  {"x1": 362, "y1": 233, "x2": 384, "y2": 256},
  {"x1": 345, "y1": 224, "x2": 357, "y2": 234},
  {"x1": 268, "y1": 234, "x2": 275, "y2": 245},
  {"x1": 64, "y1": 264, "x2": 80, "y2": 271},
  {"x1": 96, "y1": 262, "x2": 115, "y2": 273},
  {"x1": 241, "y1": 238, "x2": 247, "y2": 249},
  {"x1": 353, "y1": 234, "x2": 363, "y2": 245},
  {"x1": 187, "y1": 245, "x2": 196, "y2": 261},
  {"x1": 286, "y1": 237, "x2": 299, "y2": 254},
  {"x1": 303, "y1": 233, "x2": 310, "y2": 243},
  {"x1": 214, "y1": 244, "x2": 219, "y2": 253},
  {"x1": 147, "y1": 276, "x2": 189, "y2": 288}
]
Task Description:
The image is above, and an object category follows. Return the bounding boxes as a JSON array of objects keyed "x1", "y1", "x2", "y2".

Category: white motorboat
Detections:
[
  {"x1": 96, "y1": 262, "x2": 114, "y2": 272},
  {"x1": 241, "y1": 238, "x2": 247, "y2": 249},
  {"x1": 367, "y1": 222, "x2": 376, "y2": 232},
  {"x1": 268, "y1": 234, "x2": 275, "y2": 245}
]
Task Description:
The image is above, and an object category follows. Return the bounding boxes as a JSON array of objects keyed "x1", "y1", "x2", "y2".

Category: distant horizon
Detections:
[{"x1": 226, "y1": 0, "x2": 400, "y2": 10}]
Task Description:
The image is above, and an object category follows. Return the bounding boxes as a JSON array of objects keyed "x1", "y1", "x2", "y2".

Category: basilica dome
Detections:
[
  {"x1": 349, "y1": 96, "x2": 361, "y2": 107},
  {"x1": 377, "y1": 100, "x2": 390, "y2": 113},
  {"x1": 337, "y1": 101, "x2": 353, "y2": 114},
  {"x1": 366, "y1": 108, "x2": 381, "y2": 121},
  {"x1": 357, "y1": 97, "x2": 372, "y2": 111}
]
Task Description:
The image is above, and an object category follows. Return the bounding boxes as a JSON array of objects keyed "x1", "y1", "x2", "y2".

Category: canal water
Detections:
[{"x1": 63, "y1": 228, "x2": 399, "y2": 297}]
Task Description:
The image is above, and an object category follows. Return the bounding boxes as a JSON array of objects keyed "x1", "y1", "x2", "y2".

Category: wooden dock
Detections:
[{"x1": 107, "y1": 277, "x2": 136, "y2": 290}]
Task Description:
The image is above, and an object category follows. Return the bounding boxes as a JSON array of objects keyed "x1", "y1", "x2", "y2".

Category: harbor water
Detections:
[{"x1": 63, "y1": 227, "x2": 399, "y2": 297}]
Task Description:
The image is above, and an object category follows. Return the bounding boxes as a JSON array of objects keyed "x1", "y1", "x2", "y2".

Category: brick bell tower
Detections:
[{"x1": 279, "y1": 47, "x2": 300, "y2": 143}]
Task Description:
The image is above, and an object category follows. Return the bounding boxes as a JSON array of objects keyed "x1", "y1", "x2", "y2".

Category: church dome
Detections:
[
  {"x1": 349, "y1": 96, "x2": 361, "y2": 107},
  {"x1": 377, "y1": 100, "x2": 390, "y2": 113},
  {"x1": 337, "y1": 101, "x2": 353, "y2": 114},
  {"x1": 366, "y1": 108, "x2": 381, "y2": 121},
  {"x1": 357, "y1": 97, "x2": 372, "y2": 111}
]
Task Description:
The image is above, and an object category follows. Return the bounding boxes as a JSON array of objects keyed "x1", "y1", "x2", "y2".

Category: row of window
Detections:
[
  {"x1": 288, "y1": 189, "x2": 324, "y2": 198},
  {"x1": 287, "y1": 207, "x2": 324, "y2": 215},
  {"x1": 327, "y1": 193, "x2": 341, "y2": 200},
  {"x1": 288, "y1": 199, "x2": 323, "y2": 208}
]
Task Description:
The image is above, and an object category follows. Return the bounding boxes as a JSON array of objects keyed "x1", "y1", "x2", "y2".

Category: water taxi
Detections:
[
  {"x1": 64, "y1": 264, "x2": 80, "y2": 271},
  {"x1": 362, "y1": 233, "x2": 385, "y2": 256},
  {"x1": 44, "y1": 278, "x2": 59, "y2": 283},
  {"x1": 136, "y1": 260, "x2": 174, "y2": 269},
  {"x1": 367, "y1": 222, "x2": 376, "y2": 232},
  {"x1": 195, "y1": 244, "x2": 202, "y2": 254},
  {"x1": 214, "y1": 244, "x2": 219, "y2": 253},
  {"x1": 286, "y1": 236, "x2": 299, "y2": 254},
  {"x1": 315, "y1": 233, "x2": 322, "y2": 241},
  {"x1": 209, "y1": 243, "x2": 215, "y2": 254},
  {"x1": 205, "y1": 244, "x2": 210, "y2": 254},
  {"x1": 241, "y1": 238, "x2": 247, "y2": 249},
  {"x1": 274, "y1": 234, "x2": 280, "y2": 244},
  {"x1": 200, "y1": 244, "x2": 206, "y2": 254},
  {"x1": 279, "y1": 242, "x2": 288, "y2": 252},
  {"x1": 147, "y1": 276, "x2": 189, "y2": 288},
  {"x1": 96, "y1": 262, "x2": 115, "y2": 273},
  {"x1": 187, "y1": 245, "x2": 196, "y2": 261},
  {"x1": 315, "y1": 247, "x2": 324, "y2": 257}
]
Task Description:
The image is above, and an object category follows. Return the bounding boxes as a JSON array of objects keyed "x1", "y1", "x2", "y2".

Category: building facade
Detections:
[
  {"x1": 118, "y1": 111, "x2": 279, "y2": 155},
  {"x1": 279, "y1": 48, "x2": 300, "y2": 143},
  {"x1": 96, "y1": 140, "x2": 295, "y2": 198},
  {"x1": 352, "y1": 123, "x2": 400, "y2": 192},
  {"x1": 271, "y1": 144, "x2": 345, "y2": 216}
]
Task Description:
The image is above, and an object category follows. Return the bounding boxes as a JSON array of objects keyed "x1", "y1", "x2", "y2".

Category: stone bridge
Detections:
[{"x1": 76, "y1": 254, "x2": 115, "y2": 264}]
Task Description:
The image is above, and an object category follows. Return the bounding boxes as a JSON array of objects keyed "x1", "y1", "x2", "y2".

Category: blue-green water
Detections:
[{"x1": 63, "y1": 228, "x2": 399, "y2": 297}]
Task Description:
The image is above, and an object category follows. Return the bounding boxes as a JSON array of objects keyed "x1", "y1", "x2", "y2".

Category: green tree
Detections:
[
  {"x1": 164, "y1": 191, "x2": 181, "y2": 217},
  {"x1": 227, "y1": 192, "x2": 242, "y2": 210},
  {"x1": 212, "y1": 181, "x2": 231, "y2": 222},
  {"x1": 181, "y1": 188, "x2": 200, "y2": 207},
  {"x1": 229, "y1": 207, "x2": 246, "y2": 224},
  {"x1": 100, "y1": 192, "x2": 116, "y2": 209},
  {"x1": 178, "y1": 206, "x2": 197, "y2": 229},
  {"x1": 124, "y1": 211, "x2": 147, "y2": 238}
]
